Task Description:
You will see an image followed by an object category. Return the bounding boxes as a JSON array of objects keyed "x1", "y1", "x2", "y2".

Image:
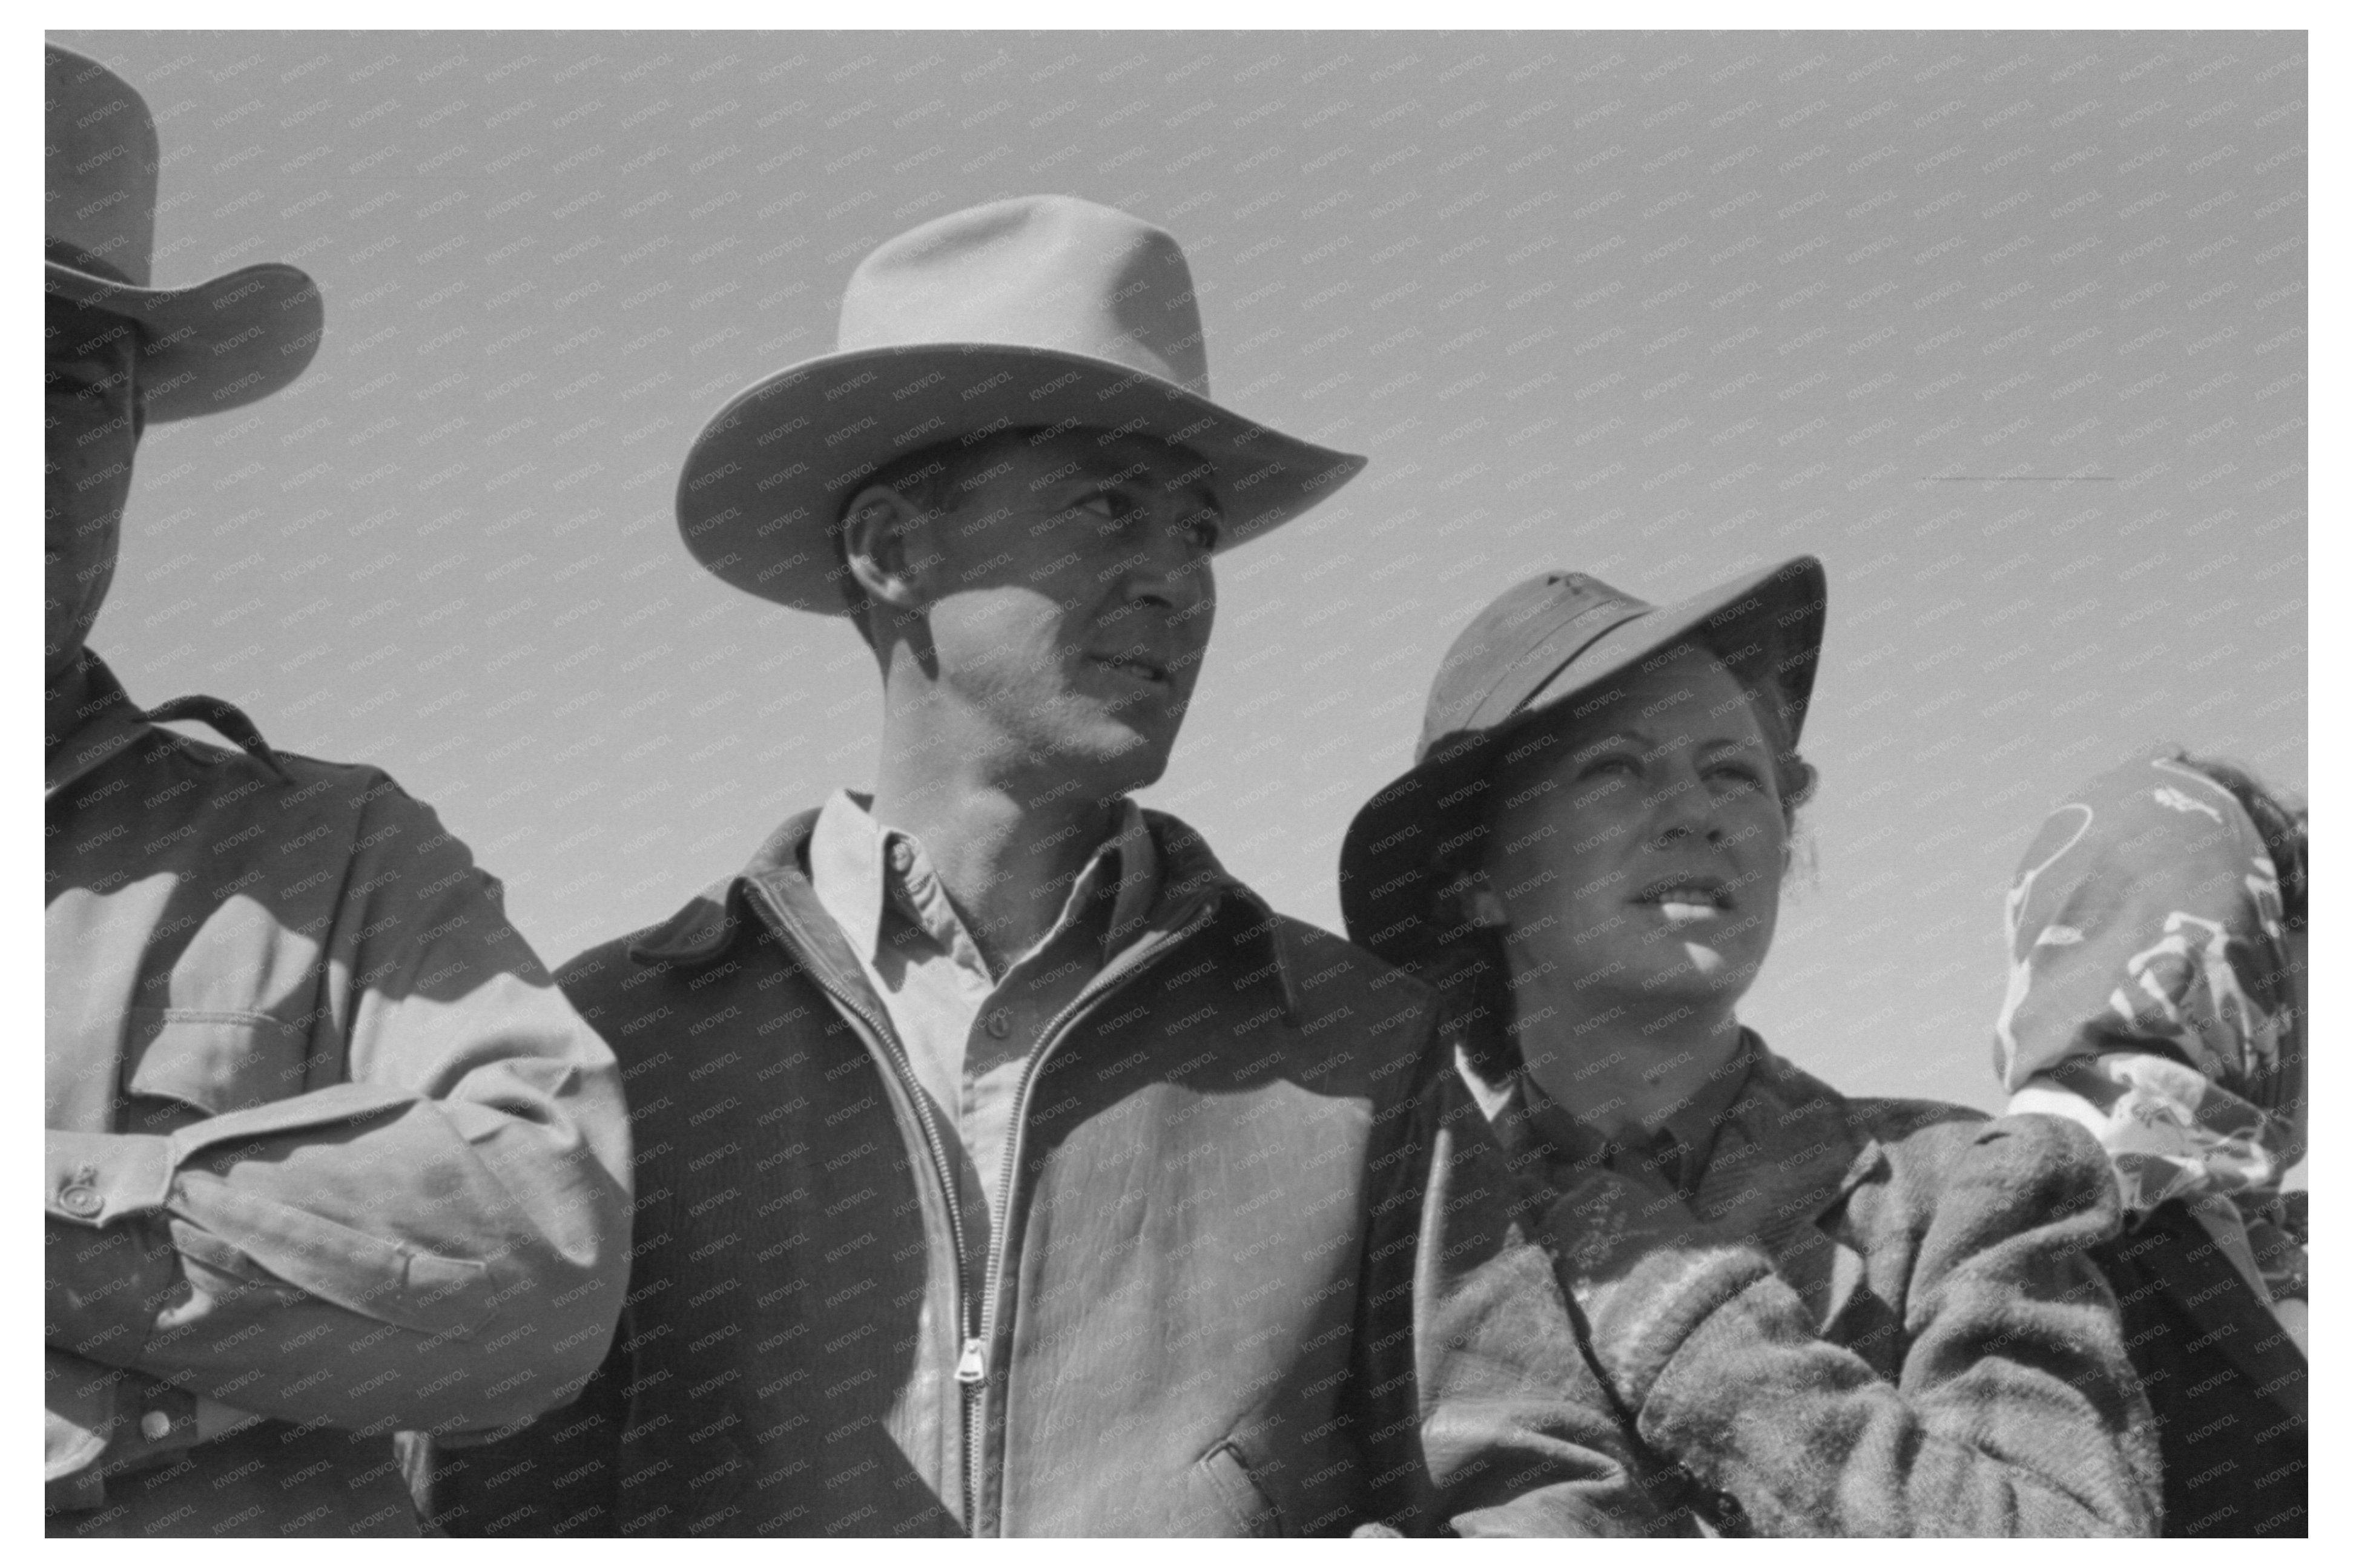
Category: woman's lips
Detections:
[{"x1": 1632, "y1": 876, "x2": 1733, "y2": 917}]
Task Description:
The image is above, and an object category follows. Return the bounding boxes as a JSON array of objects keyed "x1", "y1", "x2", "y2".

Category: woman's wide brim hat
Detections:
[
  {"x1": 46, "y1": 44, "x2": 323, "y2": 421},
  {"x1": 1339, "y1": 555, "x2": 1829, "y2": 967},
  {"x1": 676, "y1": 195, "x2": 1367, "y2": 613}
]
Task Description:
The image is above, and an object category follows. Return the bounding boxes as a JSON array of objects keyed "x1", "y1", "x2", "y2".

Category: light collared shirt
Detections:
[
  {"x1": 44, "y1": 653, "x2": 632, "y2": 1530},
  {"x1": 807, "y1": 788, "x2": 1159, "y2": 1279}
]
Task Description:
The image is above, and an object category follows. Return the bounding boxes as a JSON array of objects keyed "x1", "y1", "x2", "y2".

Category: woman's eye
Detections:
[
  {"x1": 1709, "y1": 762, "x2": 1764, "y2": 789},
  {"x1": 1581, "y1": 757, "x2": 1638, "y2": 780}
]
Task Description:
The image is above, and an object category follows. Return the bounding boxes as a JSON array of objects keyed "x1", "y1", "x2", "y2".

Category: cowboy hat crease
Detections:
[
  {"x1": 676, "y1": 194, "x2": 1367, "y2": 613},
  {"x1": 45, "y1": 42, "x2": 323, "y2": 420}
]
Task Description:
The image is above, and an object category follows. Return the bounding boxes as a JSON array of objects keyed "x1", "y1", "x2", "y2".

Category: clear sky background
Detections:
[{"x1": 54, "y1": 28, "x2": 2305, "y2": 1118}]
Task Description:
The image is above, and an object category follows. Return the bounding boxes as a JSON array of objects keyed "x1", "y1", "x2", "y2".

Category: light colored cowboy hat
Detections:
[
  {"x1": 1339, "y1": 556, "x2": 1829, "y2": 966},
  {"x1": 45, "y1": 42, "x2": 323, "y2": 421},
  {"x1": 676, "y1": 194, "x2": 1367, "y2": 613}
]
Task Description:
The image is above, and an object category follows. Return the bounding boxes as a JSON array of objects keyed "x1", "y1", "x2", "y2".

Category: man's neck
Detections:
[{"x1": 867, "y1": 725, "x2": 1127, "y2": 975}]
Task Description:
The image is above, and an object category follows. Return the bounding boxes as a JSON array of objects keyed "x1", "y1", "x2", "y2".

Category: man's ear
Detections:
[{"x1": 840, "y1": 485, "x2": 931, "y2": 618}]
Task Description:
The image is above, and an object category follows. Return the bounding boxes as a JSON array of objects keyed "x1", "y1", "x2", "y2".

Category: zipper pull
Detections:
[{"x1": 955, "y1": 1337, "x2": 988, "y2": 1386}]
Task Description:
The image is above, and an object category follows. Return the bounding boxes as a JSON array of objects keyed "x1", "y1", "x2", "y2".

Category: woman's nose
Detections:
[{"x1": 1647, "y1": 768, "x2": 1724, "y2": 844}]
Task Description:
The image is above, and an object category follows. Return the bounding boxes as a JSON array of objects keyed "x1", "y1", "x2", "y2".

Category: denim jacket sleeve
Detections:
[
  {"x1": 1553, "y1": 1113, "x2": 2162, "y2": 1536},
  {"x1": 45, "y1": 776, "x2": 633, "y2": 1451},
  {"x1": 1348, "y1": 1025, "x2": 1659, "y2": 1537}
]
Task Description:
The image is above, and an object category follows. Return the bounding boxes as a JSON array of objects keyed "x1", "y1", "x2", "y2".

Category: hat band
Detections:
[
  {"x1": 1480, "y1": 602, "x2": 1655, "y2": 731},
  {"x1": 47, "y1": 237, "x2": 136, "y2": 288}
]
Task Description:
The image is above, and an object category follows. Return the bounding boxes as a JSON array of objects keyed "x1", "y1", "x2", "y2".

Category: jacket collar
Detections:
[
  {"x1": 1723, "y1": 1046, "x2": 1890, "y2": 1253},
  {"x1": 629, "y1": 805, "x2": 1306, "y2": 1024}
]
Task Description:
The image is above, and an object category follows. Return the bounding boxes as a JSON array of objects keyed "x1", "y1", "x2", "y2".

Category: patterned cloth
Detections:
[{"x1": 1995, "y1": 751, "x2": 2306, "y2": 1312}]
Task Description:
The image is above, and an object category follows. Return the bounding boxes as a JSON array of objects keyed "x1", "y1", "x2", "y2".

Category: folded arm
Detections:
[
  {"x1": 47, "y1": 795, "x2": 632, "y2": 1442},
  {"x1": 1551, "y1": 1115, "x2": 2161, "y2": 1536}
]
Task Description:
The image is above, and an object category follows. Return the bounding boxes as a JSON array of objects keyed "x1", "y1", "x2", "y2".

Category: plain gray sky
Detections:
[{"x1": 56, "y1": 29, "x2": 2305, "y2": 1118}]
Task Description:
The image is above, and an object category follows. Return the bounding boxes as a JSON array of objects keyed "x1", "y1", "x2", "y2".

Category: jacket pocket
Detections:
[
  {"x1": 122, "y1": 1009, "x2": 303, "y2": 1121},
  {"x1": 1198, "y1": 1439, "x2": 1284, "y2": 1538}
]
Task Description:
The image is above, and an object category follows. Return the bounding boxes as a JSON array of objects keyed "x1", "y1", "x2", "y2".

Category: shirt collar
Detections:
[
  {"x1": 807, "y1": 788, "x2": 1160, "y2": 970},
  {"x1": 1509, "y1": 1029, "x2": 1761, "y2": 1197}
]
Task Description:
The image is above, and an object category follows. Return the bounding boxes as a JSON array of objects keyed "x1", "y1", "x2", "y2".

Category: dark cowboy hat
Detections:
[
  {"x1": 45, "y1": 44, "x2": 324, "y2": 420},
  {"x1": 675, "y1": 194, "x2": 1366, "y2": 613},
  {"x1": 1339, "y1": 556, "x2": 1829, "y2": 968}
]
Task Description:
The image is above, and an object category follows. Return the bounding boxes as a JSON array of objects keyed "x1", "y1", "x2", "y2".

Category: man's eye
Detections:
[
  {"x1": 1075, "y1": 493, "x2": 1123, "y2": 520},
  {"x1": 1185, "y1": 517, "x2": 1221, "y2": 552}
]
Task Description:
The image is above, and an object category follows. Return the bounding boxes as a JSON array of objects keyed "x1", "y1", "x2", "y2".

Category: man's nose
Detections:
[{"x1": 1116, "y1": 533, "x2": 1210, "y2": 613}]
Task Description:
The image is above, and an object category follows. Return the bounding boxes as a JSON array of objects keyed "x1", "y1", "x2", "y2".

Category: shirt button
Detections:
[
  {"x1": 59, "y1": 1184, "x2": 102, "y2": 1218},
  {"x1": 140, "y1": 1409, "x2": 173, "y2": 1443},
  {"x1": 888, "y1": 842, "x2": 914, "y2": 874},
  {"x1": 985, "y1": 1009, "x2": 1011, "y2": 1039}
]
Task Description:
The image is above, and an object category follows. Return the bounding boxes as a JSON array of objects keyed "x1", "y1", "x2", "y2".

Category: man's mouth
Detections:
[{"x1": 1089, "y1": 651, "x2": 1169, "y2": 685}]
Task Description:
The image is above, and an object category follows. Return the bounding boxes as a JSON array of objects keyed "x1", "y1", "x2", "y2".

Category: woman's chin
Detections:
[{"x1": 1617, "y1": 949, "x2": 1760, "y2": 1012}]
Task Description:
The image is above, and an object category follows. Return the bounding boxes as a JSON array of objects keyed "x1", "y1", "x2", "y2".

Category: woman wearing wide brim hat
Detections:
[
  {"x1": 1336, "y1": 558, "x2": 2162, "y2": 1537},
  {"x1": 45, "y1": 42, "x2": 323, "y2": 419},
  {"x1": 672, "y1": 194, "x2": 1363, "y2": 614}
]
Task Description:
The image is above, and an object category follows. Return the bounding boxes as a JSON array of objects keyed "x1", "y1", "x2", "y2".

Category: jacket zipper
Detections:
[
  {"x1": 965, "y1": 897, "x2": 1219, "y2": 1535},
  {"x1": 744, "y1": 884, "x2": 987, "y2": 1523}
]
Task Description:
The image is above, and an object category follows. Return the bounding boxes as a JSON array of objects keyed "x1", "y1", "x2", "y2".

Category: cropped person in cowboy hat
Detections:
[
  {"x1": 44, "y1": 42, "x2": 632, "y2": 1538},
  {"x1": 1337, "y1": 559, "x2": 2161, "y2": 1535},
  {"x1": 435, "y1": 195, "x2": 1655, "y2": 1537}
]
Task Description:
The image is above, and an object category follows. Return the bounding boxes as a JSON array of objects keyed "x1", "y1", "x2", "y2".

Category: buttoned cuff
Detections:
[
  {"x1": 47, "y1": 1132, "x2": 182, "y2": 1371},
  {"x1": 48, "y1": 1129, "x2": 176, "y2": 1227}
]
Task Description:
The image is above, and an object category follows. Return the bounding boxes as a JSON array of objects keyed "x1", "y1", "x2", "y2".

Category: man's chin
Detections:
[{"x1": 1058, "y1": 722, "x2": 1176, "y2": 794}]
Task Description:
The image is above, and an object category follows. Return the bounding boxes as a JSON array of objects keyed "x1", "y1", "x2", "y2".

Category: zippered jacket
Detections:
[{"x1": 432, "y1": 808, "x2": 1655, "y2": 1537}]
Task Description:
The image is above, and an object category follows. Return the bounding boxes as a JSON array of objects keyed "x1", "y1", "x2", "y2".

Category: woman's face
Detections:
[{"x1": 1481, "y1": 641, "x2": 1787, "y2": 1022}]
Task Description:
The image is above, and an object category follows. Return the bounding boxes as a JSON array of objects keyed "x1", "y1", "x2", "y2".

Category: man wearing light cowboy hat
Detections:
[
  {"x1": 45, "y1": 42, "x2": 632, "y2": 1537},
  {"x1": 437, "y1": 195, "x2": 1653, "y2": 1537}
]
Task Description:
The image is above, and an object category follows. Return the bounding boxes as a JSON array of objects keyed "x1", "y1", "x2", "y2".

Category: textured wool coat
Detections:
[{"x1": 1502, "y1": 1044, "x2": 2163, "y2": 1536}]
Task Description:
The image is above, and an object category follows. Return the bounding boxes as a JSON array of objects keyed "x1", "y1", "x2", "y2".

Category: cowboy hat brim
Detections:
[
  {"x1": 46, "y1": 257, "x2": 323, "y2": 422},
  {"x1": 1338, "y1": 555, "x2": 1829, "y2": 967},
  {"x1": 676, "y1": 342, "x2": 1366, "y2": 613}
]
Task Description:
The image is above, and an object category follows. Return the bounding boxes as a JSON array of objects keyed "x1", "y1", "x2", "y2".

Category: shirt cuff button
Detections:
[
  {"x1": 60, "y1": 1184, "x2": 103, "y2": 1217},
  {"x1": 140, "y1": 1409, "x2": 173, "y2": 1443}
]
